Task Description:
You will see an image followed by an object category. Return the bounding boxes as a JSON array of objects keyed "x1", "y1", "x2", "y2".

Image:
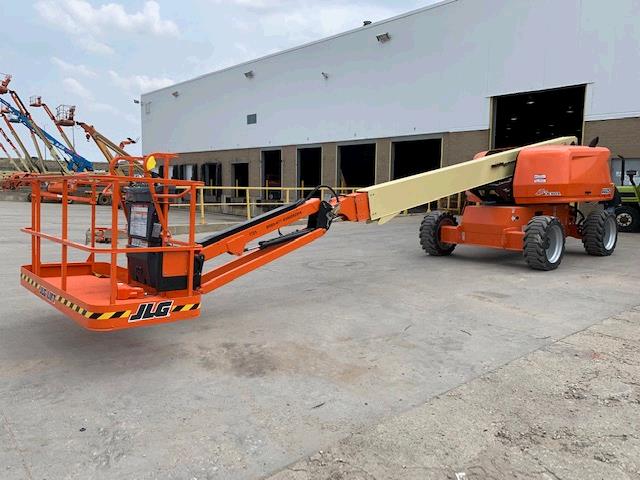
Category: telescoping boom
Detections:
[{"x1": 20, "y1": 136, "x2": 618, "y2": 331}]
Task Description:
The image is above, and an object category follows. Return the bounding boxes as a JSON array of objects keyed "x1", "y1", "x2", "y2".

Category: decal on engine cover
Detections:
[
  {"x1": 535, "y1": 188, "x2": 561, "y2": 197},
  {"x1": 533, "y1": 174, "x2": 547, "y2": 184}
]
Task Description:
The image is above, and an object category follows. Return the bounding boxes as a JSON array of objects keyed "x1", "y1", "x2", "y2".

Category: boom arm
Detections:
[
  {"x1": 195, "y1": 137, "x2": 577, "y2": 294},
  {"x1": 360, "y1": 136, "x2": 578, "y2": 223}
]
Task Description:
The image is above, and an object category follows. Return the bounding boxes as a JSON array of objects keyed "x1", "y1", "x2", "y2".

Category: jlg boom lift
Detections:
[{"x1": 20, "y1": 136, "x2": 618, "y2": 331}]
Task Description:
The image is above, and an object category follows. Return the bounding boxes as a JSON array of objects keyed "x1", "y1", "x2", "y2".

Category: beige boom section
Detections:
[{"x1": 360, "y1": 136, "x2": 578, "y2": 223}]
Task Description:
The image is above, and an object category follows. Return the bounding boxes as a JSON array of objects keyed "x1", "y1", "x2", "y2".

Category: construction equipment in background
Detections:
[
  {"x1": 76, "y1": 122, "x2": 136, "y2": 163},
  {"x1": 29, "y1": 96, "x2": 75, "y2": 151},
  {"x1": 70, "y1": 122, "x2": 142, "y2": 204},
  {"x1": 614, "y1": 155, "x2": 640, "y2": 232},
  {"x1": 0, "y1": 73, "x2": 10, "y2": 95},
  {"x1": 0, "y1": 126, "x2": 33, "y2": 172},
  {"x1": 119, "y1": 137, "x2": 137, "y2": 150},
  {"x1": 1, "y1": 112, "x2": 41, "y2": 172},
  {"x1": 0, "y1": 75, "x2": 93, "y2": 173},
  {"x1": 0, "y1": 140, "x2": 22, "y2": 172},
  {"x1": 20, "y1": 136, "x2": 619, "y2": 331}
]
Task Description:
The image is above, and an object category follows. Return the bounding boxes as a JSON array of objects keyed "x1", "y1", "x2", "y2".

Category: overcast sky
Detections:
[{"x1": 3, "y1": 0, "x2": 433, "y2": 159}]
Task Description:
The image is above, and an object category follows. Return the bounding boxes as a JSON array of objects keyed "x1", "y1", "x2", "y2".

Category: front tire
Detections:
[
  {"x1": 523, "y1": 216, "x2": 565, "y2": 271},
  {"x1": 615, "y1": 205, "x2": 639, "y2": 232},
  {"x1": 582, "y1": 210, "x2": 618, "y2": 256},
  {"x1": 419, "y1": 211, "x2": 457, "y2": 256}
]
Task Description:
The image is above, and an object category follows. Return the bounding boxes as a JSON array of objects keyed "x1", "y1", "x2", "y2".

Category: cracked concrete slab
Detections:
[{"x1": 268, "y1": 307, "x2": 640, "y2": 480}]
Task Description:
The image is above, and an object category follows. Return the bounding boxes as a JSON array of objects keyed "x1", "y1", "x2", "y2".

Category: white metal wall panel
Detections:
[{"x1": 142, "y1": 0, "x2": 640, "y2": 154}]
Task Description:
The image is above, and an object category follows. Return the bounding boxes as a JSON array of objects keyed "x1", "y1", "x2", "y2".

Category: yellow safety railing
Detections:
[{"x1": 172, "y1": 185, "x2": 464, "y2": 224}]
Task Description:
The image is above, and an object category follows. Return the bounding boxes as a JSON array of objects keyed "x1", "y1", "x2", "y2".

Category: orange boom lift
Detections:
[{"x1": 20, "y1": 137, "x2": 619, "y2": 331}]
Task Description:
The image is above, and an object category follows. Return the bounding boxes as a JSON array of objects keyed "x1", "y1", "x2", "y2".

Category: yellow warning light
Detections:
[{"x1": 145, "y1": 155, "x2": 157, "y2": 171}]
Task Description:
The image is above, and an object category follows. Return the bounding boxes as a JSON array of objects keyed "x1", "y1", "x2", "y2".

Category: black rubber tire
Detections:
[
  {"x1": 614, "y1": 205, "x2": 639, "y2": 232},
  {"x1": 97, "y1": 194, "x2": 111, "y2": 206},
  {"x1": 582, "y1": 210, "x2": 618, "y2": 256},
  {"x1": 523, "y1": 216, "x2": 565, "y2": 271},
  {"x1": 419, "y1": 211, "x2": 458, "y2": 256}
]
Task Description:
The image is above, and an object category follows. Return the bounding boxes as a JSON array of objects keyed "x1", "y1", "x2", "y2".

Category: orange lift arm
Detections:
[
  {"x1": 29, "y1": 96, "x2": 75, "y2": 151},
  {"x1": 196, "y1": 190, "x2": 369, "y2": 294}
]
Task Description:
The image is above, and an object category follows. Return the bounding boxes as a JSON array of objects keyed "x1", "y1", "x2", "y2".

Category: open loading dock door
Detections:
[
  {"x1": 262, "y1": 150, "x2": 282, "y2": 200},
  {"x1": 298, "y1": 147, "x2": 321, "y2": 197},
  {"x1": 232, "y1": 162, "x2": 248, "y2": 199},
  {"x1": 493, "y1": 85, "x2": 585, "y2": 148},
  {"x1": 202, "y1": 162, "x2": 222, "y2": 201},
  {"x1": 392, "y1": 139, "x2": 441, "y2": 179},
  {"x1": 392, "y1": 138, "x2": 442, "y2": 211},
  {"x1": 338, "y1": 143, "x2": 375, "y2": 188}
]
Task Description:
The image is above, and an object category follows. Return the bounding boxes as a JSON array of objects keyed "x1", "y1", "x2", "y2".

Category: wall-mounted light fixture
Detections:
[
  {"x1": 171, "y1": 91, "x2": 179, "y2": 98},
  {"x1": 321, "y1": 72, "x2": 329, "y2": 79},
  {"x1": 363, "y1": 20, "x2": 372, "y2": 26},
  {"x1": 376, "y1": 32, "x2": 391, "y2": 43},
  {"x1": 244, "y1": 70, "x2": 254, "y2": 79}
]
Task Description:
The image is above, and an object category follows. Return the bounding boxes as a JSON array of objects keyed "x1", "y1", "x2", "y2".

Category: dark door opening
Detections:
[
  {"x1": 298, "y1": 147, "x2": 321, "y2": 197},
  {"x1": 171, "y1": 164, "x2": 196, "y2": 180},
  {"x1": 392, "y1": 138, "x2": 442, "y2": 211},
  {"x1": 201, "y1": 162, "x2": 222, "y2": 186},
  {"x1": 201, "y1": 162, "x2": 222, "y2": 200},
  {"x1": 493, "y1": 85, "x2": 585, "y2": 148},
  {"x1": 233, "y1": 162, "x2": 249, "y2": 199},
  {"x1": 392, "y1": 139, "x2": 441, "y2": 179},
  {"x1": 262, "y1": 150, "x2": 282, "y2": 200},
  {"x1": 338, "y1": 143, "x2": 376, "y2": 188}
]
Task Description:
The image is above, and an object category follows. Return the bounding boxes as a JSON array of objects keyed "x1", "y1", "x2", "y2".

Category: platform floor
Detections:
[{"x1": 1, "y1": 201, "x2": 639, "y2": 479}]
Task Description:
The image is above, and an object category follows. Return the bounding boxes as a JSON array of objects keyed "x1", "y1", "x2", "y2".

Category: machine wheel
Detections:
[
  {"x1": 582, "y1": 210, "x2": 618, "y2": 256},
  {"x1": 523, "y1": 216, "x2": 565, "y2": 271},
  {"x1": 97, "y1": 194, "x2": 111, "y2": 206},
  {"x1": 419, "y1": 211, "x2": 458, "y2": 256},
  {"x1": 615, "y1": 205, "x2": 639, "y2": 232}
]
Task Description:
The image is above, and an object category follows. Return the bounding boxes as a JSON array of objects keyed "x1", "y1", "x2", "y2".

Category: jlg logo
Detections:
[{"x1": 129, "y1": 301, "x2": 174, "y2": 323}]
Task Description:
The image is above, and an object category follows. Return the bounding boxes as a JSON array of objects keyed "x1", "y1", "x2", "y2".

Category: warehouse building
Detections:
[{"x1": 141, "y1": 0, "x2": 640, "y2": 201}]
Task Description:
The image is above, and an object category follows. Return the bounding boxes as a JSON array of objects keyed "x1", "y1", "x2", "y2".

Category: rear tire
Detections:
[
  {"x1": 582, "y1": 210, "x2": 618, "y2": 256},
  {"x1": 419, "y1": 211, "x2": 457, "y2": 256},
  {"x1": 523, "y1": 216, "x2": 565, "y2": 271},
  {"x1": 98, "y1": 194, "x2": 111, "y2": 206},
  {"x1": 615, "y1": 205, "x2": 639, "y2": 232}
]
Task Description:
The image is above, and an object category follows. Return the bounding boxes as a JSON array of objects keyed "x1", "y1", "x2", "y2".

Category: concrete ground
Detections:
[{"x1": 0, "y1": 201, "x2": 639, "y2": 479}]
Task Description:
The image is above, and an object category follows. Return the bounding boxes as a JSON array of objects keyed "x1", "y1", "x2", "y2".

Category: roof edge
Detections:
[{"x1": 142, "y1": 0, "x2": 458, "y2": 97}]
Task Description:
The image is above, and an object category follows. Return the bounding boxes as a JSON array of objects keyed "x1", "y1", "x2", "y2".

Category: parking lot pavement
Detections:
[
  {"x1": 1, "y1": 201, "x2": 639, "y2": 479},
  {"x1": 269, "y1": 306, "x2": 640, "y2": 480}
]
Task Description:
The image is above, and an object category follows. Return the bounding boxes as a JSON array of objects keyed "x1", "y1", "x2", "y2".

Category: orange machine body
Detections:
[
  {"x1": 441, "y1": 145, "x2": 614, "y2": 252},
  {"x1": 440, "y1": 204, "x2": 576, "y2": 251},
  {"x1": 513, "y1": 146, "x2": 614, "y2": 204}
]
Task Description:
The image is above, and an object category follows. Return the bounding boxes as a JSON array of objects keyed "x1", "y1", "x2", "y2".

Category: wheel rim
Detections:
[
  {"x1": 546, "y1": 224, "x2": 563, "y2": 263},
  {"x1": 616, "y1": 212, "x2": 631, "y2": 227},
  {"x1": 603, "y1": 215, "x2": 617, "y2": 250}
]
